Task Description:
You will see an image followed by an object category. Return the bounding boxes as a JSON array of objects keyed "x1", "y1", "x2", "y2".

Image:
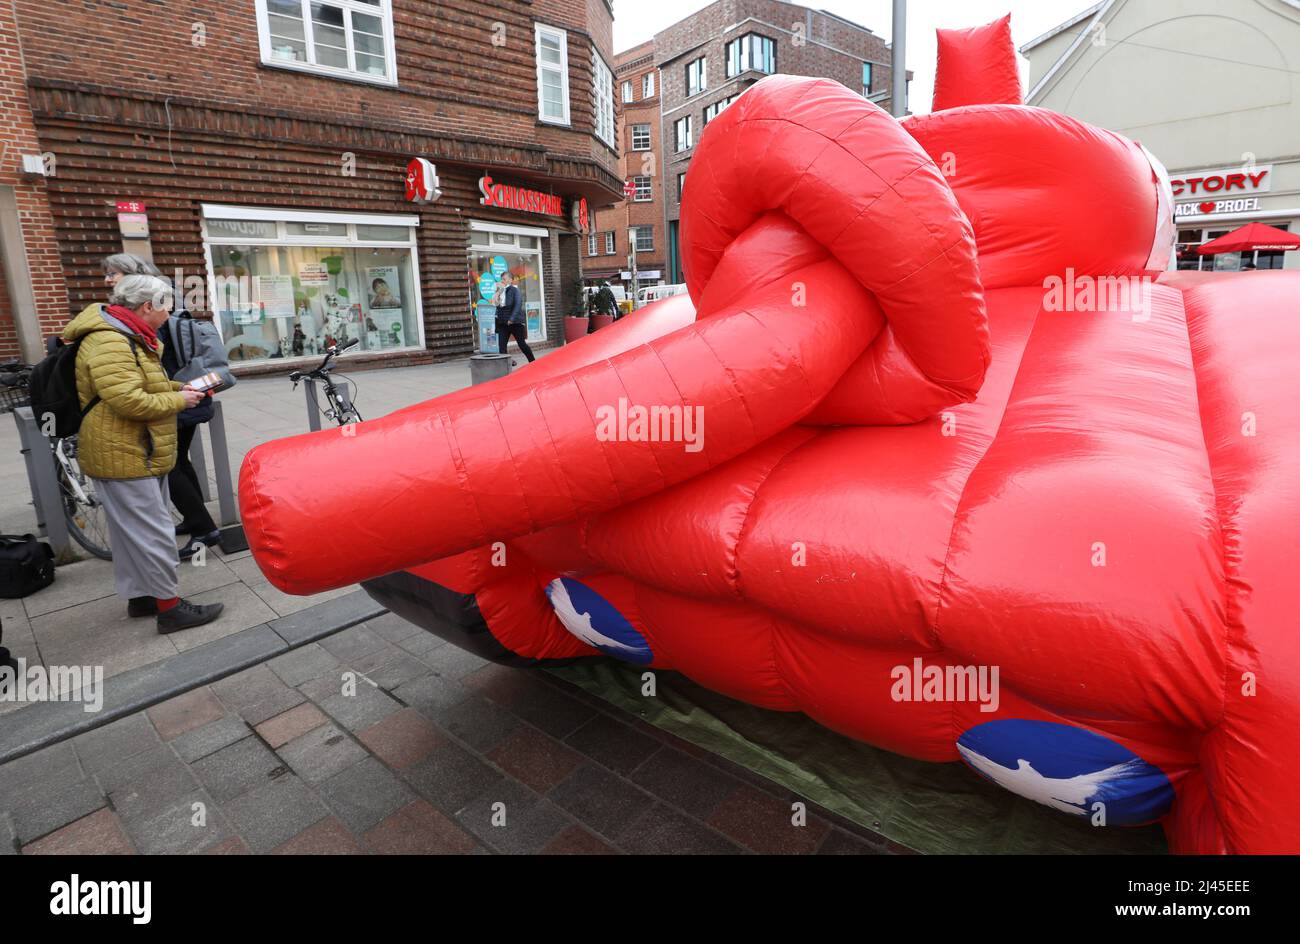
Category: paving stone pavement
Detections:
[
  {"x1": 0, "y1": 359, "x2": 545, "y2": 719},
  {"x1": 0, "y1": 610, "x2": 900, "y2": 854}
]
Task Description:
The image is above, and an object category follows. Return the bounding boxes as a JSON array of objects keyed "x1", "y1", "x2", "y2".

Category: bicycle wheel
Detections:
[{"x1": 56, "y1": 437, "x2": 113, "y2": 560}]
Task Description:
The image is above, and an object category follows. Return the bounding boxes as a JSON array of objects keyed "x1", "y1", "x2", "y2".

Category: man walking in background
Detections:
[{"x1": 494, "y1": 271, "x2": 535, "y2": 364}]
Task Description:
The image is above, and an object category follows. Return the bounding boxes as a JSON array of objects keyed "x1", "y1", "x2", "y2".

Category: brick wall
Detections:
[
  {"x1": 589, "y1": 40, "x2": 665, "y2": 286},
  {"x1": 656, "y1": 0, "x2": 894, "y2": 237},
  {"x1": 9, "y1": 0, "x2": 618, "y2": 361},
  {"x1": 13, "y1": 0, "x2": 617, "y2": 183},
  {"x1": 0, "y1": 2, "x2": 69, "y2": 360}
]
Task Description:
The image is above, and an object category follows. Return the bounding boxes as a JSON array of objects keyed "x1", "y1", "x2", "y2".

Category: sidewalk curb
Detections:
[{"x1": 0, "y1": 590, "x2": 386, "y2": 767}]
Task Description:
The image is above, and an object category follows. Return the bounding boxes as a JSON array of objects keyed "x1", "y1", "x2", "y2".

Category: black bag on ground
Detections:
[
  {"x1": 0, "y1": 534, "x2": 55, "y2": 598},
  {"x1": 27, "y1": 336, "x2": 98, "y2": 439}
]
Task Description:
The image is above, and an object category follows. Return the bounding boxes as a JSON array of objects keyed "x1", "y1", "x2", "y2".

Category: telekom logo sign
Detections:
[{"x1": 1169, "y1": 166, "x2": 1272, "y2": 196}]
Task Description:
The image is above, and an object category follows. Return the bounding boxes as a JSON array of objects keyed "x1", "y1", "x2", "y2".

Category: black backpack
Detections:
[
  {"x1": 0, "y1": 534, "x2": 55, "y2": 599},
  {"x1": 27, "y1": 336, "x2": 100, "y2": 439}
]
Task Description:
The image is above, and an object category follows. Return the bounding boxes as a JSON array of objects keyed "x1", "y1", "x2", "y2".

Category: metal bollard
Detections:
[{"x1": 11, "y1": 406, "x2": 72, "y2": 559}]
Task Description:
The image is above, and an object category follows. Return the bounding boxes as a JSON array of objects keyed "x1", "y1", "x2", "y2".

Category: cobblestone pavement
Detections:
[{"x1": 0, "y1": 612, "x2": 895, "y2": 854}]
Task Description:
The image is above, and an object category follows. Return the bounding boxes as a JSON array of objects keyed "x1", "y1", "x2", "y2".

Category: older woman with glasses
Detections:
[{"x1": 63, "y1": 273, "x2": 224, "y2": 633}]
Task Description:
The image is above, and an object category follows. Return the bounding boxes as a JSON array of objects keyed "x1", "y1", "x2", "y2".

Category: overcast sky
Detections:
[{"x1": 612, "y1": 0, "x2": 1095, "y2": 114}]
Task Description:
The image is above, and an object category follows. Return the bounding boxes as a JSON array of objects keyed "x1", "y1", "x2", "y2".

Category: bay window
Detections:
[{"x1": 726, "y1": 33, "x2": 775, "y2": 78}]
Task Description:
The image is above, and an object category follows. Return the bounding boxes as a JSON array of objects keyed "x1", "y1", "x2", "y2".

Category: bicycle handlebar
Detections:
[{"x1": 288, "y1": 337, "x2": 359, "y2": 384}]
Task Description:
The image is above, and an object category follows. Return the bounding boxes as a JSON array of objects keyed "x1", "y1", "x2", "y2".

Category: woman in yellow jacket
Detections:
[{"x1": 64, "y1": 273, "x2": 224, "y2": 633}]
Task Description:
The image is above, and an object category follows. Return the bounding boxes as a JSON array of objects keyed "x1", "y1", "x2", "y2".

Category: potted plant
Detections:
[
  {"x1": 564, "y1": 297, "x2": 590, "y2": 343},
  {"x1": 588, "y1": 282, "x2": 617, "y2": 332}
]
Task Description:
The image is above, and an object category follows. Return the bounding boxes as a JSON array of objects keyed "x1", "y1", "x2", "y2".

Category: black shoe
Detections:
[
  {"x1": 128, "y1": 596, "x2": 158, "y2": 617},
  {"x1": 179, "y1": 529, "x2": 222, "y2": 560},
  {"x1": 175, "y1": 522, "x2": 193, "y2": 536},
  {"x1": 157, "y1": 599, "x2": 224, "y2": 634}
]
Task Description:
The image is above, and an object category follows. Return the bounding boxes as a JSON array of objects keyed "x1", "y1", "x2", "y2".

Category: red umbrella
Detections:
[{"x1": 1197, "y1": 221, "x2": 1300, "y2": 255}]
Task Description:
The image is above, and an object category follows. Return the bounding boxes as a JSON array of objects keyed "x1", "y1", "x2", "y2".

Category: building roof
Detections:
[{"x1": 1018, "y1": 3, "x2": 1103, "y2": 54}]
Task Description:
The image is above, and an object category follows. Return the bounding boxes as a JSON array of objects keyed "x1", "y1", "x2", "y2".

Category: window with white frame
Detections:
[
  {"x1": 630, "y1": 123, "x2": 651, "y2": 151},
  {"x1": 704, "y1": 94, "x2": 740, "y2": 124},
  {"x1": 592, "y1": 50, "x2": 616, "y2": 147},
  {"x1": 633, "y1": 176, "x2": 652, "y2": 202},
  {"x1": 257, "y1": 0, "x2": 396, "y2": 84},
  {"x1": 633, "y1": 226, "x2": 654, "y2": 252},
  {"x1": 678, "y1": 172, "x2": 687, "y2": 202},
  {"x1": 605, "y1": 231, "x2": 615, "y2": 254},
  {"x1": 862, "y1": 62, "x2": 873, "y2": 96},
  {"x1": 674, "y1": 115, "x2": 692, "y2": 152},
  {"x1": 201, "y1": 204, "x2": 422, "y2": 364},
  {"x1": 643, "y1": 71, "x2": 655, "y2": 97},
  {"x1": 622, "y1": 80, "x2": 633, "y2": 103},
  {"x1": 726, "y1": 33, "x2": 775, "y2": 78},
  {"x1": 588, "y1": 233, "x2": 597, "y2": 256},
  {"x1": 686, "y1": 57, "x2": 707, "y2": 96},
  {"x1": 469, "y1": 222, "x2": 549, "y2": 341},
  {"x1": 535, "y1": 24, "x2": 570, "y2": 125}
]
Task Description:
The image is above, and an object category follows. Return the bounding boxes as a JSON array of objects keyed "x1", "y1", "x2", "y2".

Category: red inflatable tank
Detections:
[{"x1": 239, "y1": 18, "x2": 1300, "y2": 853}]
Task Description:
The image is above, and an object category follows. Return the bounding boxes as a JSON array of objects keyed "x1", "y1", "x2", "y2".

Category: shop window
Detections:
[
  {"x1": 535, "y1": 24, "x2": 570, "y2": 125},
  {"x1": 633, "y1": 226, "x2": 654, "y2": 253},
  {"x1": 256, "y1": 0, "x2": 395, "y2": 85},
  {"x1": 202, "y1": 207, "x2": 422, "y2": 364},
  {"x1": 622, "y1": 80, "x2": 634, "y2": 103},
  {"x1": 674, "y1": 115, "x2": 693, "y2": 152},
  {"x1": 633, "y1": 176, "x2": 652, "y2": 202},
  {"x1": 863, "y1": 62, "x2": 873, "y2": 95},
  {"x1": 593, "y1": 49, "x2": 616, "y2": 147},
  {"x1": 605, "y1": 232, "x2": 616, "y2": 254},
  {"x1": 468, "y1": 224, "x2": 549, "y2": 343},
  {"x1": 643, "y1": 72, "x2": 655, "y2": 97},
  {"x1": 631, "y1": 123, "x2": 651, "y2": 151},
  {"x1": 686, "y1": 57, "x2": 707, "y2": 97},
  {"x1": 726, "y1": 33, "x2": 775, "y2": 78}
]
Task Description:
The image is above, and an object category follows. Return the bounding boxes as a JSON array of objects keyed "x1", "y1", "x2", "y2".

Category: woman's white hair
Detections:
[{"x1": 109, "y1": 274, "x2": 174, "y2": 310}]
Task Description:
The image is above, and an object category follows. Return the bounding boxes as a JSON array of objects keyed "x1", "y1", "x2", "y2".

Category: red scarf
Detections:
[{"x1": 106, "y1": 304, "x2": 159, "y2": 348}]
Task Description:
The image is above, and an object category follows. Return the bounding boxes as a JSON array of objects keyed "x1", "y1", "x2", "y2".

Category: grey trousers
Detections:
[{"x1": 92, "y1": 475, "x2": 180, "y2": 601}]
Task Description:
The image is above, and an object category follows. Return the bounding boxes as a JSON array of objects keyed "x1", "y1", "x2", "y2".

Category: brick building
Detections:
[
  {"x1": 0, "y1": 2, "x2": 69, "y2": 364},
  {"x1": 0, "y1": 0, "x2": 623, "y2": 371},
  {"x1": 656, "y1": 0, "x2": 895, "y2": 283},
  {"x1": 586, "y1": 40, "x2": 667, "y2": 299}
]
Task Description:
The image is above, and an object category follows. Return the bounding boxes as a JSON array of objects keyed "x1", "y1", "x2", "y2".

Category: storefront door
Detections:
[{"x1": 468, "y1": 222, "x2": 547, "y2": 352}]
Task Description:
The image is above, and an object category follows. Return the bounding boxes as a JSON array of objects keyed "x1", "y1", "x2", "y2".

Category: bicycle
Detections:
[
  {"x1": 289, "y1": 338, "x2": 363, "y2": 427},
  {"x1": 2, "y1": 361, "x2": 114, "y2": 560}
]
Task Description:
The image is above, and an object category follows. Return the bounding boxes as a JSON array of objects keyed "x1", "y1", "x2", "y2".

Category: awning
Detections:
[{"x1": 1197, "y1": 221, "x2": 1300, "y2": 255}]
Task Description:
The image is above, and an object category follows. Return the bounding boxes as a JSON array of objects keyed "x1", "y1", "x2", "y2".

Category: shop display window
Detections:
[
  {"x1": 467, "y1": 224, "x2": 549, "y2": 351},
  {"x1": 203, "y1": 208, "x2": 422, "y2": 364}
]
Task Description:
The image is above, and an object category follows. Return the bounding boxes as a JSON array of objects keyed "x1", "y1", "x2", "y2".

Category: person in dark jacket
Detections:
[
  {"x1": 494, "y1": 272, "x2": 535, "y2": 363},
  {"x1": 159, "y1": 314, "x2": 221, "y2": 559}
]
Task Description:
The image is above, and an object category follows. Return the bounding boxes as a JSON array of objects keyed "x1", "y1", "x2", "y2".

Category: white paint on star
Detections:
[
  {"x1": 957, "y1": 743, "x2": 1142, "y2": 816},
  {"x1": 546, "y1": 578, "x2": 643, "y2": 656}
]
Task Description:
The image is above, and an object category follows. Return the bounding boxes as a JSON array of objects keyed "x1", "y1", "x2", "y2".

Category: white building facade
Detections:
[{"x1": 1022, "y1": 0, "x2": 1300, "y2": 271}]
